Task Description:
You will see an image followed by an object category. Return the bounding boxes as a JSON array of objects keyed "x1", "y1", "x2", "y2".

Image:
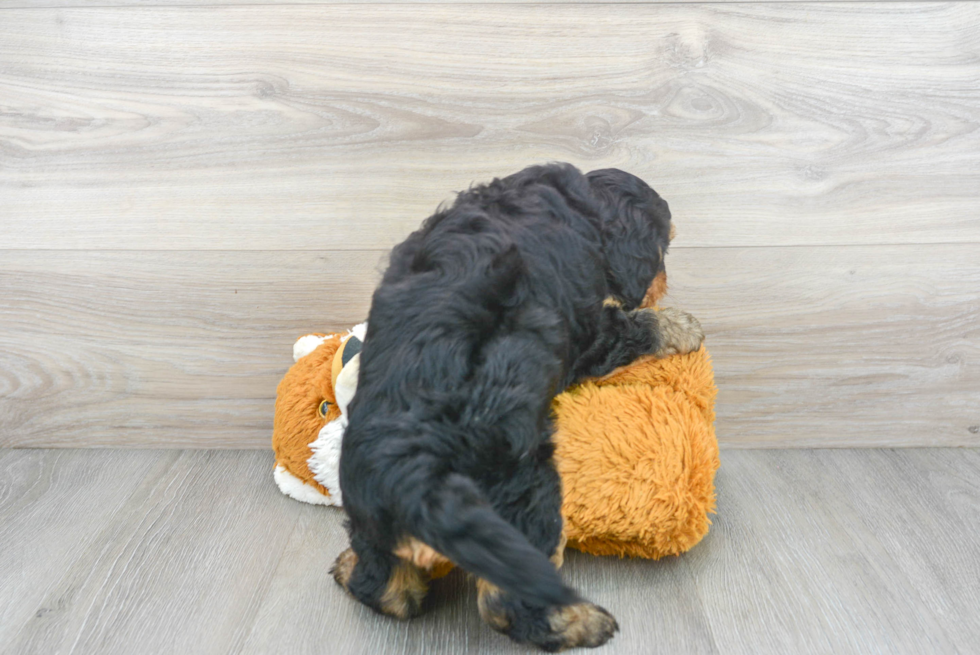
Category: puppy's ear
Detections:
[{"x1": 587, "y1": 168, "x2": 672, "y2": 309}]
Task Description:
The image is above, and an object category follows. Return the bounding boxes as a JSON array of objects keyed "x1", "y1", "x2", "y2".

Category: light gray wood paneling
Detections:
[
  {"x1": 0, "y1": 250, "x2": 381, "y2": 342},
  {"x1": 0, "y1": 0, "x2": 951, "y2": 7},
  {"x1": 0, "y1": 250, "x2": 380, "y2": 448},
  {"x1": 2, "y1": 448, "x2": 978, "y2": 654},
  {"x1": 1, "y1": 3, "x2": 978, "y2": 250},
  {"x1": 668, "y1": 244, "x2": 980, "y2": 448},
  {"x1": 1, "y1": 245, "x2": 977, "y2": 448}
]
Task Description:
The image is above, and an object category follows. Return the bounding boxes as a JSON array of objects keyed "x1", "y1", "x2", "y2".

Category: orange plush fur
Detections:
[
  {"x1": 554, "y1": 346, "x2": 718, "y2": 558},
  {"x1": 273, "y1": 334, "x2": 342, "y2": 498},
  {"x1": 272, "y1": 330, "x2": 718, "y2": 562}
]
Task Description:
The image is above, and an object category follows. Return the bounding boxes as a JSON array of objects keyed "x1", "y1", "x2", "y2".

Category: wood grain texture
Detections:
[
  {"x1": 2, "y1": 245, "x2": 977, "y2": 448},
  {"x1": 0, "y1": 449, "x2": 172, "y2": 649},
  {"x1": 0, "y1": 450, "x2": 304, "y2": 655},
  {"x1": 0, "y1": 250, "x2": 380, "y2": 448},
  {"x1": 2, "y1": 448, "x2": 978, "y2": 654},
  {"x1": 0, "y1": 0, "x2": 952, "y2": 7},
  {"x1": 1, "y1": 3, "x2": 978, "y2": 250},
  {"x1": 667, "y1": 244, "x2": 980, "y2": 447},
  {"x1": 677, "y1": 448, "x2": 980, "y2": 654}
]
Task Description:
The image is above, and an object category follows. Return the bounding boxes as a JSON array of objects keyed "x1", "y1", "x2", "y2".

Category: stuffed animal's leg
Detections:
[{"x1": 570, "y1": 303, "x2": 703, "y2": 384}]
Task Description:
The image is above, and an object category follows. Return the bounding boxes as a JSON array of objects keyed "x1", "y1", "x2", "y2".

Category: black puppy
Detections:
[{"x1": 331, "y1": 163, "x2": 703, "y2": 651}]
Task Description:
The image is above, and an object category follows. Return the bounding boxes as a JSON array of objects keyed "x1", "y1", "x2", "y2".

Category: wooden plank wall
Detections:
[{"x1": 1, "y1": 3, "x2": 978, "y2": 448}]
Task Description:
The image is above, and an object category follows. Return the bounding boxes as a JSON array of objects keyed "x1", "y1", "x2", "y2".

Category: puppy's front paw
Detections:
[
  {"x1": 650, "y1": 307, "x2": 704, "y2": 357},
  {"x1": 331, "y1": 547, "x2": 358, "y2": 590}
]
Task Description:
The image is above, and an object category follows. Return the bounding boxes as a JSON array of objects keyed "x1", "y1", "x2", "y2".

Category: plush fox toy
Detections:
[{"x1": 272, "y1": 319, "x2": 719, "y2": 561}]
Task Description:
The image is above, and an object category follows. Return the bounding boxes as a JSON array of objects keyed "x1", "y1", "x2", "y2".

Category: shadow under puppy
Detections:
[{"x1": 332, "y1": 163, "x2": 703, "y2": 651}]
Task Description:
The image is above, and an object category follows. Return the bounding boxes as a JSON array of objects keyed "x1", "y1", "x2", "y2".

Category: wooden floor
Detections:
[
  {"x1": 2, "y1": 2, "x2": 979, "y2": 449},
  {"x1": 3, "y1": 4, "x2": 977, "y2": 651},
  {"x1": 1, "y1": 447, "x2": 977, "y2": 655}
]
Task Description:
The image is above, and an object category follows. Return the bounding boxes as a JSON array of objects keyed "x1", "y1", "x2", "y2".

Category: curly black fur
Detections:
[{"x1": 338, "y1": 163, "x2": 676, "y2": 648}]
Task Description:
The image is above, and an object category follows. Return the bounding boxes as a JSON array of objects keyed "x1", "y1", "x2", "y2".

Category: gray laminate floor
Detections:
[{"x1": 1, "y1": 448, "x2": 977, "y2": 655}]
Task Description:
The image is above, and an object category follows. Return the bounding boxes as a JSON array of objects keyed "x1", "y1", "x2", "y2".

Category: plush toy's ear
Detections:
[
  {"x1": 331, "y1": 322, "x2": 366, "y2": 417},
  {"x1": 334, "y1": 353, "x2": 360, "y2": 418},
  {"x1": 331, "y1": 331, "x2": 362, "y2": 390},
  {"x1": 293, "y1": 334, "x2": 330, "y2": 362}
]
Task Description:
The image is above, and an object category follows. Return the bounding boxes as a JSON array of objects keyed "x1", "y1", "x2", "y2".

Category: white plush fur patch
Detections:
[
  {"x1": 273, "y1": 464, "x2": 336, "y2": 506},
  {"x1": 308, "y1": 416, "x2": 345, "y2": 506},
  {"x1": 350, "y1": 322, "x2": 367, "y2": 342},
  {"x1": 293, "y1": 334, "x2": 331, "y2": 362}
]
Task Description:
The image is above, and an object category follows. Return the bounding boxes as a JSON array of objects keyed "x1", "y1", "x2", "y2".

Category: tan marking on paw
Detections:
[
  {"x1": 393, "y1": 537, "x2": 452, "y2": 572},
  {"x1": 379, "y1": 560, "x2": 429, "y2": 620},
  {"x1": 551, "y1": 527, "x2": 568, "y2": 569},
  {"x1": 547, "y1": 602, "x2": 619, "y2": 650},
  {"x1": 602, "y1": 296, "x2": 623, "y2": 308},
  {"x1": 651, "y1": 306, "x2": 704, "y2": 357},
  {"x1": 330, "y1": 547, "x2": 358, "y2": 589},
  {"x1": 476, "y1": 579, "x2": 510, "y2": 631}
]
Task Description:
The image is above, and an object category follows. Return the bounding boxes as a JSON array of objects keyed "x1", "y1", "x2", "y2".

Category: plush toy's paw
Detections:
[{"x1": 648, "y1": 307, "x2": 704, "y2": 357}]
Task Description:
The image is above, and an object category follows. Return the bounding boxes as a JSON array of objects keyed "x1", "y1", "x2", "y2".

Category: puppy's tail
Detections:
[{"x1": 406, "y1": 473, "x2": 576, "y2": 608}]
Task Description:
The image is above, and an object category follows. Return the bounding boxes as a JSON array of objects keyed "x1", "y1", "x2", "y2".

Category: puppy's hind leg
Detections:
[
  {"x1": 476, "y1": 488, "x2": 615, "y2": 650},
  {"x1": 332, "y1": 537, "x2": 431, "y2": 620},
  {"x1": 477, "y1": 579, "x2": 619, "y2": 652}
]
